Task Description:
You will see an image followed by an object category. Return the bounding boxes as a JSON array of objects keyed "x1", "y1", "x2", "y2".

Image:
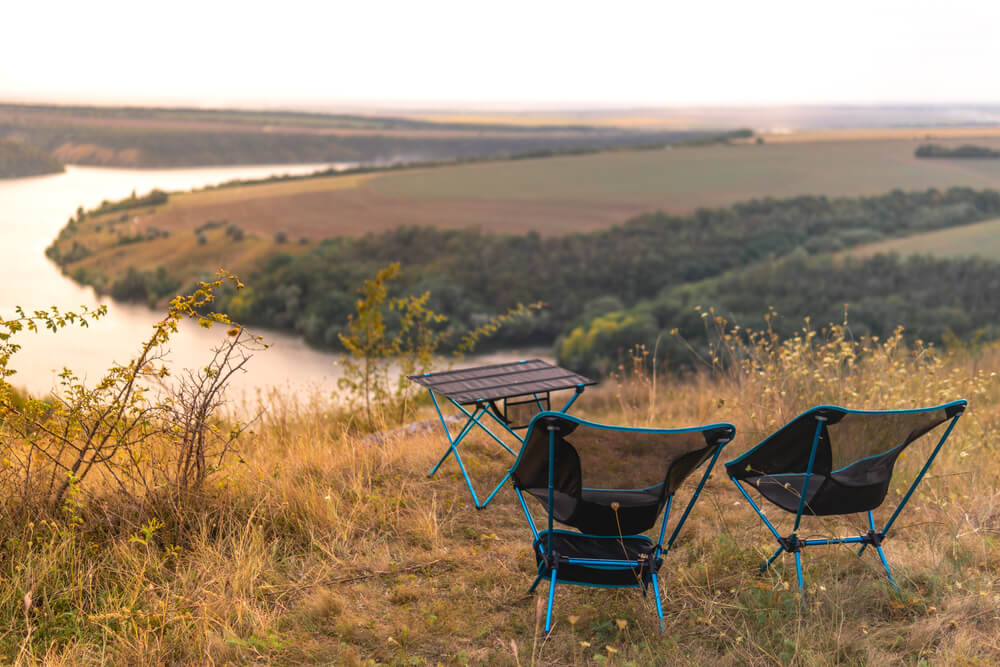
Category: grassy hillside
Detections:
[
  {"x1": 845, "y1": 216, "x2": 1000, "y2": 259},
  {"x1": 62, "y1": 136, "x2": 1000, "y2": 243},
  {"x1": 2, "y1": 311, "x2": 998, "y2": 663},
  {"x1": 42, "y1": 135, "x2": 1000, "y2": 304},
  {"x1": 0, "y1": 138, "x2": 64, "y2": 178},
  {"x1": 47, "y1": 187, "x2": 1000, "y2": 354}
]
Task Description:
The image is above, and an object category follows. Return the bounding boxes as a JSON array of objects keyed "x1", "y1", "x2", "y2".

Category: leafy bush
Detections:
[{"x1": 0, "y1": 272, "x2": 259, "y2": 516}]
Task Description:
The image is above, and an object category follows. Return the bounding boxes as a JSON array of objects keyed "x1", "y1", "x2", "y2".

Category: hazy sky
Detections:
[{"x1": 3, "y1": 0, "x2": 998, "y2": 108}]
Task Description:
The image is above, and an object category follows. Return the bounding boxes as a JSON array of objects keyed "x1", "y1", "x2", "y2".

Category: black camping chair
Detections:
[
  {"x1": 725, "y1": 400, "x2": 967, "y2": 592},
  {"x1": 510, "y1": 411, "x2": 735, "y2": 632}
]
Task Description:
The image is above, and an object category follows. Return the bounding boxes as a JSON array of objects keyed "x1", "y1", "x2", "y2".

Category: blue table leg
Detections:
[{"x1": 426, "y1": 386, "x2": 590, "y2": 509}]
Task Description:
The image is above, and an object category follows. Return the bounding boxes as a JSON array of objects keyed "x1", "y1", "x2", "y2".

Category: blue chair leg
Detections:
[
  {"x1": 794, "y1": 551, "x2": 805, "y2": 592},
  {"x1": 528, "y1": 569, "x2": 544, "y2": 594},
  {"x1": 875, "y1": 545, "x2": 899, "y2": 589},
  {"x1": 650, "y1": 572, "x2": 665, "y2": 632},
  {"x1": 761, "y1": 545, "x2": 784, "y2": 573},
  {"x1": 858, "y1": 510, "x2": 876, "y2": 557},
  {"x1": 544, "y1": 568, "x2": 557, "y2": 633}
]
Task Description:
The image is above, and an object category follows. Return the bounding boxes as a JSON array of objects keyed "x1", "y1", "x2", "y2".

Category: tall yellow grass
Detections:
[{"x1": 3, "y1": 323, "x2": 999, "y2": 664}]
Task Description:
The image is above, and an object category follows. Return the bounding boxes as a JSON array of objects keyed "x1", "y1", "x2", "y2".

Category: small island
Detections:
[
  {"x1": 0, "y1": 138, "x2": 64, "y2": 178},
  {"x1": 915, "y1": 143, "x2": 1000, "y2": 159}
]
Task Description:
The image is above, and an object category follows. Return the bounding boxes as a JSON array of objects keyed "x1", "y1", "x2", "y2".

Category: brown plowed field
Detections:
[
  {"x1": 132, "y1": 135, "x2": 1000, "y2": 241},
  {"x1": 147, "y1": 179, "x2": 649, "y2": 238}
]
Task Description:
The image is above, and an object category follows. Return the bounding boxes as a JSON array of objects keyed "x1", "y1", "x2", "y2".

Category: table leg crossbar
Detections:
[{"x1": 425, "y1": 386, "x2": 586, "y2": 509}]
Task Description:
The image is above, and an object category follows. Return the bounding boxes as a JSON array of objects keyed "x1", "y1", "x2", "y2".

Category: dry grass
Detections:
[{"x1": 3, "y1": 325, "x2": 1000, "y2": 664}]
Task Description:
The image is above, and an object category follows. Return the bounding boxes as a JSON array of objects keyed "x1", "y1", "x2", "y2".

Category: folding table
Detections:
[{"x1": 409, "y1": 359, "x2": 595, "y2": 508}]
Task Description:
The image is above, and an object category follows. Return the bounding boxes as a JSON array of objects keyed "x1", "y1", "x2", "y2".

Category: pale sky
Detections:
[{"x1": 2, "y1": 0, "x2": 998, "y2": 109}]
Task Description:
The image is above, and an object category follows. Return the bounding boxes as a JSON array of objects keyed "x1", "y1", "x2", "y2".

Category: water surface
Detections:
[{"x1": 0, "y1": 164, "x2": 540, "y2": 399}]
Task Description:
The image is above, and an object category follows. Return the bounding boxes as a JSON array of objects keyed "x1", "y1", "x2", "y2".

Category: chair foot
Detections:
[
  {"x1": 875, "y1": 545, "x2": 899, "y2": 589},
  {"x1": 650, "y1": 572, "x2": 665, "y2": 632},
  {"x1": 544, "y1": 569, "x2": 557, "y2": 634}
]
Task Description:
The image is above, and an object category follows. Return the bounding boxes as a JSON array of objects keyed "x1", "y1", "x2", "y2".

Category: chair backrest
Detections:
[
  {"x1": 725, "y1": 400, "x2": 967, "y2": 515},
  {"x1": 511, "y1": 412, "x2": 736, "y2": 536}
]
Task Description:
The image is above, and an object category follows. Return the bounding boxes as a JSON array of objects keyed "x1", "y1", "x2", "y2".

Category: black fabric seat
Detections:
[
  {"x1": 725, "y1": 401, "x2": 967, "y2": 592},
  {"x1": 745, "y1": 468, "x2": 894, "y2": 516},
  {"x1": 509, "y1": 411, "x2": 735, "y2": 632},
  {"x1": 533, "y1": 530, "x2": 657, "y2": 587}
]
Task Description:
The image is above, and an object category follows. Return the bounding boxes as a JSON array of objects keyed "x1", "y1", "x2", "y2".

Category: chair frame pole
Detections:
[
  {"x1": 880, "y1": 412, "x2": 962, "y2": 538},
  {"x1": 793, "y1": 416, "x2": 827, "y2": 532},
  {"x1": 651, "y1": 572, "x2": 665, "y2": 632},
  {"x1": 545, "y1": 566, "x2": 558, "y2": 633},
  {"x1": 543, "y1": 424, "x2": 558, "y2": 633},
  {"x1": 733, "y1": 407, "x2": 965, "y2": 593},
  {"x1": 655, "y1": 495, "x2": 674, "y2": 559},
  {"x1": 666, "y1": 438, "x2": 729, "y2": 550},
  {"x1": 546, "y1": 425, "x2": 556, "y2": 566}
]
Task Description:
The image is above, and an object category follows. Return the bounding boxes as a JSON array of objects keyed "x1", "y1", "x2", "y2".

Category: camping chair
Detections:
[
  {"x1": 725, "y1": 400, "x2": 967, "y2": 592},
  {"x1": 509, "y1": 411, "x2": 736, "y2": 632}
]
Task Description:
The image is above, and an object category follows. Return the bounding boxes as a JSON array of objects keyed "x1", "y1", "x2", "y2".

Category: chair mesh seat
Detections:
[
  {"x1": 512, "y1": 416, "x2": 733, "y2": 536},
  {"x1": 746, "y1": 472, "x2": 891, "y2": 516},
  {"x1": 533, "y1": 530, "x2": 656, "y2": 587}
]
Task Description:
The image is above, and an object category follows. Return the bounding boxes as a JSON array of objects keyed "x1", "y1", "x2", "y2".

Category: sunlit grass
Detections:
[{"x1": 2, "y1": 325, "x2": 999, "y2": 663}]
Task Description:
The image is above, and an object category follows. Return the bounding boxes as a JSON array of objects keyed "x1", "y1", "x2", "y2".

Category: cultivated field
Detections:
[
  {"x1": 845, "y1": 217, "x2": 1000, "y2": 260},
  {"x1": 107, "y1": 135, "x2": 1000, "y2": 240},
  {"x1": 46, "y1": 133, "x2": 1000, "y2": 304}
]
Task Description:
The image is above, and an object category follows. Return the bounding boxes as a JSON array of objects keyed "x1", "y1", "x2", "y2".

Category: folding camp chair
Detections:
[
  {"x1": 510, "y1": 411, "x2": 736, "y2": 632},
  {"x1": 725, "y1": 400, "x2": 967, "y2": 592}
]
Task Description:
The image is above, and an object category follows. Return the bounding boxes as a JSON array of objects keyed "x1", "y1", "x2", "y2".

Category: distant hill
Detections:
[
  {"x1": 0, "y1": 138, "x2": 64, "y2": 178},
  {"x1": 0, "y1": 103, "x2": 724, "y2": 168}
]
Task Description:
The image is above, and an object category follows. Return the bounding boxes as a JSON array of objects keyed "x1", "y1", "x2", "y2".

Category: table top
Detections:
[{"x1": 408, "y1": 359, "x2": 596, "y2": 405}]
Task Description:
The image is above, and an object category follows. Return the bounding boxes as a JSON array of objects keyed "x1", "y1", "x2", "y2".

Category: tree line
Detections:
[
  {"x1": 213, "y1": 187, "x2": 1000, "y2": 370},
  {"x1": 0, "y1": 138, "x2": 64, "y2": 179}
]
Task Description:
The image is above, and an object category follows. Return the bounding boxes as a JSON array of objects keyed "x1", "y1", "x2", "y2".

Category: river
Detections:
[{"x1": 0, "y1": 164, "x2": 544, "y2": 401}]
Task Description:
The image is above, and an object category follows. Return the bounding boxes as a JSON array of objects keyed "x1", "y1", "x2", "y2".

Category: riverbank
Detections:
[{"x1": 0, "y1": 138, "x2": 64, "y2": 178}]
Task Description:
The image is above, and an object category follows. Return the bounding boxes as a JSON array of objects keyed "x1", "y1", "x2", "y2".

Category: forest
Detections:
[
  {"x1": 0, "y1": 138, "x2": 64, "y2": 178},
  {"x1": 558, "y1": 252, "x2": 1000, "y2": 376},
  {"x1": 207, "y1": 187, "x2": 1000, "y2": 369}
]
